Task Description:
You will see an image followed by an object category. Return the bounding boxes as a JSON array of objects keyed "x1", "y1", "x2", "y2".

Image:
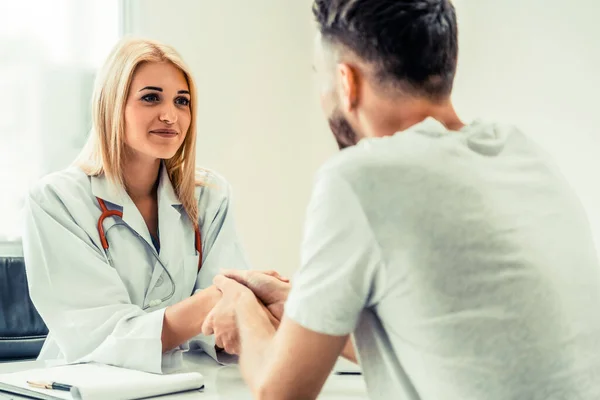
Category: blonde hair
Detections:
[{"x1": 75, "y1": 36, "x2": 200, "y2": 227}]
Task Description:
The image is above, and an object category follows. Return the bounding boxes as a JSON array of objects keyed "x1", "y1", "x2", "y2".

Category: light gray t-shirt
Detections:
[{"x1": 285, "y1": 118, "x2": 600, "y2": 400}]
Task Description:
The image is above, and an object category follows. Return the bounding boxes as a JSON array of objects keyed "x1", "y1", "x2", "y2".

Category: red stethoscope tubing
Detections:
[{"x1": 96, "y1": 197, "x2": 203, "y2": 272}]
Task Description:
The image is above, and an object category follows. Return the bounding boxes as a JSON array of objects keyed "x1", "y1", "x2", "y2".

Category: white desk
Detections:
[{"x1": 0, "y1": 352, "x2": 368, "y2": 399}]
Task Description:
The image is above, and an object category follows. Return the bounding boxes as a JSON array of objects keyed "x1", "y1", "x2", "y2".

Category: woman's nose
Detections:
[{"x1": 159, "y1": 104, "x2": 178, "y2": 124}]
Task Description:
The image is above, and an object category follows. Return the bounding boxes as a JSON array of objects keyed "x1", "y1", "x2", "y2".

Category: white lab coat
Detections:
[{"x1": 22, "y1": 164, "x2": 250, "y2": 373}]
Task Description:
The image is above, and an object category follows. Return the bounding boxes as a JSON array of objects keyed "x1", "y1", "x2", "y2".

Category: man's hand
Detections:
[
  {"x1": 201, "y1": 276, "x2": 259, "y2": 355},
  {"x1": 221, "y1": 269, "x2": 291, "y2": 320}
]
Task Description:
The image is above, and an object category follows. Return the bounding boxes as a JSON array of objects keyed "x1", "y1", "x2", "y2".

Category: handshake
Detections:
[{"x1": 201, "y1": 269, "x2": 291, "y2": 355}]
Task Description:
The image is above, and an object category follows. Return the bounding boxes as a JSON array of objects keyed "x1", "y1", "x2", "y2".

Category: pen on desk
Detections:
[{"x1": 27, "y1": 381, "x2": 73, "y2": 392}]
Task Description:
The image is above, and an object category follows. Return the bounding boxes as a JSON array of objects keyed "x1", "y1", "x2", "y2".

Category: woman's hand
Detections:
[{"x1": 201, "y1": 276, "x2": 255, "y2": 354}]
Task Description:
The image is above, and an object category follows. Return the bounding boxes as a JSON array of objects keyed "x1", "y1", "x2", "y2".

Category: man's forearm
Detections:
[
  {"x1": 236, "y1": 294, "x2": 278, "y2": 395},
  {"x1": 162, "y1": 285, "x2": 221, "y2": 352}
]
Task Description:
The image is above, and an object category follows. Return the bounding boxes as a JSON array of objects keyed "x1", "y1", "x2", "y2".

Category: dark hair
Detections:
[{"x1": 313, "y1": 0, "x2": 458, "y2": 99}]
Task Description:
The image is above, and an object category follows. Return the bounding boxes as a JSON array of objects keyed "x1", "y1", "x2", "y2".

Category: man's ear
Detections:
[{"x1": 337, "y1": 63, "x2": 359, "y2": 112}]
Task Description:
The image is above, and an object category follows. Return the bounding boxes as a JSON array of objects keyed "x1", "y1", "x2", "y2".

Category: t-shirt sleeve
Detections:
[{"x1": 284, "y1": 170, "x2": 384, "y2": 336}]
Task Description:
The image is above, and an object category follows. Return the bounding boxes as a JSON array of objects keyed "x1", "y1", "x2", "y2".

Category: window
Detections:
[{"x1": 0, "y1": 0, "x2": 122, "y2": 253}]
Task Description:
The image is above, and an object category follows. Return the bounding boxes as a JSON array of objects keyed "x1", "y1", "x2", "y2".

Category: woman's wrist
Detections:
[{"x1": 200, "y1": 284, "x2": 222, "y2": 306}]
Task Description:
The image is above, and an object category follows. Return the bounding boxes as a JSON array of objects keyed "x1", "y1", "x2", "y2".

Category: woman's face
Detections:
[{"x1": 124, "y1": 61, "x2": 192, "y2": 162}]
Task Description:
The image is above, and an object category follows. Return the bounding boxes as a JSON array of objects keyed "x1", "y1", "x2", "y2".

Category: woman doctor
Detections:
[{"x1": 22, "y1": 37, "x2": 254, "y2": 373}]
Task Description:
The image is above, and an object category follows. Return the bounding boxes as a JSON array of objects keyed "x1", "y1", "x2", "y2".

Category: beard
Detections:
[{"x1": 327, "y1": 111, "x2": 360, "y2": 150}]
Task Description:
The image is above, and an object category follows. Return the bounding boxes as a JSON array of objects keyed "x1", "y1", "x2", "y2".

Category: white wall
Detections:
[
  {"x1": 125, "y1": 0, "x2": 337, "y2": 276},
  {"x1": 452, "y1": 0, "x2": 600, "y2": 248}
]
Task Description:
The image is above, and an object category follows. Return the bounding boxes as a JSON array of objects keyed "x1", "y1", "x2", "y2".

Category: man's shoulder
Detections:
[{"x1": 317, "y1": 135, "x2": 423, "y2": 190}]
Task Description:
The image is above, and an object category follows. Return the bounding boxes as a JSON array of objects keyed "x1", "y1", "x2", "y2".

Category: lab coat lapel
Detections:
[
  {"x1": 90, "y1": 173, "x2": 126, "y2": 209},
  {"x1": 121, "y1": 200, "x2": 155, "y2": 254},
  {"x1": 145, "y1": 165, "x2": 184, "y2": 298},
  {"x1": 156, "y1": 164, "x2": 183, "y2": 267}
]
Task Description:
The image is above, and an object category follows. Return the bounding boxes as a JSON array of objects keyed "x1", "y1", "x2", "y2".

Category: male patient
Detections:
[{"x1": 203, "y1": 0, "x2": 600, "y2": 399}]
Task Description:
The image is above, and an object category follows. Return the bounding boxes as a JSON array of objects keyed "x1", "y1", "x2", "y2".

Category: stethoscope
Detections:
[{"x1": 96, "y1": 197, "x2": 203, "y2": 310}]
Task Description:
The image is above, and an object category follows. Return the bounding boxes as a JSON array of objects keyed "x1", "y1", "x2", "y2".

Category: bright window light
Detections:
[{"x1": 0, "y1": 0, "x2": 121, "y2": 246}]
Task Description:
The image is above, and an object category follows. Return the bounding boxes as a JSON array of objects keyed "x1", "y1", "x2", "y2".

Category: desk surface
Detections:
[{"x1": 0, "y1": 352, "x2": 368, "y2": 399}]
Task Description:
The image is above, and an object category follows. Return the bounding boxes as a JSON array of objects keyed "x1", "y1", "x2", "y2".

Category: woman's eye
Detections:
[
  {"x1": 141, "y1": 93, "x2": 160, "y2": 103},
  {"x1": 175, "y1": 97, "x2": 190, "y2": 107}
]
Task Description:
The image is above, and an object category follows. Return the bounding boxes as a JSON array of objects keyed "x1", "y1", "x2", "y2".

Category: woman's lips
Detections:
[{"x1": 150, "y1": 129, "x2": 178, "y2": 138}]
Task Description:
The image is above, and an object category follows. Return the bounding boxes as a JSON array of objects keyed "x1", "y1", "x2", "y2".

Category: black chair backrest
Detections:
[{"x1": 0, "y1": 256, "x2": 48, "y2": 360}]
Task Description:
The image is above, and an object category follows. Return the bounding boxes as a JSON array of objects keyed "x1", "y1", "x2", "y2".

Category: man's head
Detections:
[{"x1": 312, "y1": 0, "x2": 459, "y2": 149}]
